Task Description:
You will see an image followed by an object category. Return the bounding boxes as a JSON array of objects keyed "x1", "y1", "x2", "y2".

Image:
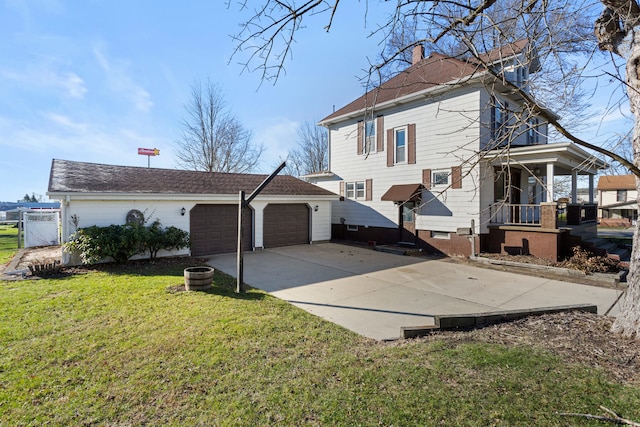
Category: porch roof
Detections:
[
  {"x1": 381, "y1": 184, "x2": 423, "y2": 202},
  {"x1": 483, "y1": 142, "x2": 608, "y2": 175}
]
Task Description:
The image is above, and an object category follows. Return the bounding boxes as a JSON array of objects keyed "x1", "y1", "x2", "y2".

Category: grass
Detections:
[
  {"x1": 1, "y1": 259, "x2": 639, "y2": 426},
  {"x1": 0, "y1": 224, "x2": 18, "y2": 265}
]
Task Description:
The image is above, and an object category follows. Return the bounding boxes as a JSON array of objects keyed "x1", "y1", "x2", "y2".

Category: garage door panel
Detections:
[
  {"x1": 190, "y1": 204, "x2": 252, "y2": 256},
  {"x1": 264, "y1": 204, "x2": 309, "y2": 248}
]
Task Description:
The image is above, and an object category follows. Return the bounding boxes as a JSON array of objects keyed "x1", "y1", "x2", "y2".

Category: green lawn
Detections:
[
  {"x1": 1, "y1": 260, "x2": 639, "y2": 426},
  {"x1": 0, "y1": 224, "x2": 18, "y2": 265}
]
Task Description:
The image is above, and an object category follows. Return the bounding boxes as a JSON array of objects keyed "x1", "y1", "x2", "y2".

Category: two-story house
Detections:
[
  {"x1": 306, "y1": 40, "x2": 606, "y2": 261},
  {"x1": 598, "y1": 174, "x2": 638, "y2": 227}
]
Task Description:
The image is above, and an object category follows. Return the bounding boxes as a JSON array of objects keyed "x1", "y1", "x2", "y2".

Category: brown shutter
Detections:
[
  {"x1": 357, "y1": 121, "x2": 363, "y2": 155},
  {"x1": 376, "y1": 116, "x2": 384, "y2": 152},
  {"x1": 422, "y1": 169, "x2": 432, "y2": 188},
  {"x1": 408, "y1": 123, "x2": 416, "y2": 164},
  {"x1": 365, "y1": 179, "x2": 372, "y2": 201},
  {"x1": 387, "y1": 129, "x2": 394, "y2": 167},
  {"x1": 451, "y1": 166, "x2": 462, "y2": 189},
  {"x1": 339, "y1": 181, "x2": 345, "y2": 196}
]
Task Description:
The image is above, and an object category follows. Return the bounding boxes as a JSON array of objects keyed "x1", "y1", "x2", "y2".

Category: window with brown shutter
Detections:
[
  {"x1": 408, "y1": 123, "x2": 416, "y2": 164},
  {"x1": 451, "y1": 166, "x2": 462, "y2": 189},
  {"x1": 376, "y1": 116, "x2": 384, "y2": 152},
  {"x1": 422, "y1": 169, "x2": 432, "y2": 188}
]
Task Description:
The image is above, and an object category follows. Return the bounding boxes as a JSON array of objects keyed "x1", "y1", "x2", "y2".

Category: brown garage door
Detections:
[
  {"x1": 263, "y1": 204, "x2": 309, "y2": 248},
  {"x1": 190, "y1": 204, "x2": 252, "y2": 256}
]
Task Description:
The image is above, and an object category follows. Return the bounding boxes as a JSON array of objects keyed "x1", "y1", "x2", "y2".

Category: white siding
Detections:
[
  {"x1": 58, "y1": 195, "x2": 334, "y2": 260},
  {"x1": 327, "y1": 87, "x2": 484, "y2": 233}
]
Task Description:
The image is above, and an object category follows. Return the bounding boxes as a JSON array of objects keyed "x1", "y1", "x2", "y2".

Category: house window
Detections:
[
  {"x1": 346, "y1": 224, "x2": 359, "y2": 232},
  {"x1": 363, "y1": 119, "x2": 375, "y2": 154},
  {"x1": 433, "y1": 171, "x2": 449, "y2": 186},
  {"x1": 527, "y1": 118, "x2": 539, "y2": 145},
  {"x1": 516, "y1": 66, "x2": 527, "y2": 87},
  {"x1": 431, "y1": 231, "x2": 450, "y2": 240},
  {"x1": 617, "y1": 190, "x2": 627, "y2": 202},
  {"x1": 346, "y1": 182, "x2": 355, "y2": 199},
  {"x1": 492, "y1": 97, "x2": 509, "y2": 142},
  {"x1": 346, "y1": 181, "x2": 366, "y2": 199},
  {"x1": 395, "y1": 128, "x2": 406, "y2": 163}
]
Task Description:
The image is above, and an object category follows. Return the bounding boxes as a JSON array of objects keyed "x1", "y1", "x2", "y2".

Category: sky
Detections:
[{"x1": 0, "y1": 0, "x2": 632, "y2": 203}]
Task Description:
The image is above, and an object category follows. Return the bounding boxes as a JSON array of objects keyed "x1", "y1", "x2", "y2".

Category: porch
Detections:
[{"x1": 483, "y1": 142, "x2": 607, "y2": 261}]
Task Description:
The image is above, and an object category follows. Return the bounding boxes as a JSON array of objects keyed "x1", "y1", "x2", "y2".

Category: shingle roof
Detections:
[
  {"x1": 597, "y1": 174, "x2": 637, "y2": 191},
  {"x1": 320, "y1": 40, "x2": 531, "y2": 124},
  {"x1": 48, "y1": 159, "x2": 337, "y2": 197}
]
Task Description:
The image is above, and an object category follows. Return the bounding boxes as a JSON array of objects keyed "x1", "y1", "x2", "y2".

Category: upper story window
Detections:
[
  {"x1": 395, "y1": 128, "x2": 406, "y2": 163},
  {"x1": 363, "y1": 119, "x2": 375, "y2": 154},
  {"x1": 491, "y1": 97, "x2": 509, "y2": 142},
  {"x1": 617, "y1": 190, "x2": 627, "y2": 202},
  {"x1": 527, "y1": 118, "x2": 539, "y2": 145}
]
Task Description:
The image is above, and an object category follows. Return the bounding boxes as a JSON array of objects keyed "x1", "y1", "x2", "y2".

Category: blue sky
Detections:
[{"x1": 0, "y1": 1, "x2": 632, "y2": 202}]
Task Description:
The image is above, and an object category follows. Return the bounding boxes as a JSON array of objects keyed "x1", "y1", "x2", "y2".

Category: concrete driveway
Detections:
[{"x1": 206, "y1": 243, "x2": 624, "y2": 340}]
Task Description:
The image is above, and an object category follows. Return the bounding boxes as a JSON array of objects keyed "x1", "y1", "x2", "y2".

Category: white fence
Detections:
[{"x1": 24, "y1": 211, "x2": 60, "y2": 248}]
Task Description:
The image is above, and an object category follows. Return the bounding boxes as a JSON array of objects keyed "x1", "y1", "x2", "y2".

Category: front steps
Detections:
[{"x1": 582, "y1": 237, "x2": 630, "y2": 267}]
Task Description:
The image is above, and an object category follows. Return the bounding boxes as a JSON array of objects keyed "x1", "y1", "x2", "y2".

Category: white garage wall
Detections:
[{"x1": 57, "y1": 195, "x2": 335, "y2": 262}]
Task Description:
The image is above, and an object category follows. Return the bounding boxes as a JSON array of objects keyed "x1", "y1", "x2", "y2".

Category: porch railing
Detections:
[
  {"x1": 489, "y1": 202, "x2": 598, "y2": 226},
  {"x1": 489, "y1": 203, "x2": 540, "y2": 225}
]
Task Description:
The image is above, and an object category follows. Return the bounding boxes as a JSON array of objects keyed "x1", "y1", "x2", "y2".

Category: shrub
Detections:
[
  {"x1": 64, "y1": 221, "x2": 190, "y2": 265},
  {"x1": 142, "y1": 220, "x2": 190, "y2": 261}
]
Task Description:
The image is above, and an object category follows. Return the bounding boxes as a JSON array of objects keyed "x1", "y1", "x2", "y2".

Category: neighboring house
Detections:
[
  {"x1": 598, "y1": 175, "x2": 638, "y2": 226},
  {"x1": 306, "y1": 40, "x2": 606, "y2": 261},
  {"x1": 2, "y1": 202, "x2": 60, "y2": 221},
  {"x1": 47, "y1": 159, "x2": 338, "y2": 262}
]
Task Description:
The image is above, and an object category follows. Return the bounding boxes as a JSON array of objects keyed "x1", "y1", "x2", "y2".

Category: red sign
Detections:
[{"x1": 138, "y1": 147, "x2": 160, "y2": 156}]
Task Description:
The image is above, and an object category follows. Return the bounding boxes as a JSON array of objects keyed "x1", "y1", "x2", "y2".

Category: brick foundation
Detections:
[{"x1": 487, "y1": 225, "x2": 570, "y2": 261}]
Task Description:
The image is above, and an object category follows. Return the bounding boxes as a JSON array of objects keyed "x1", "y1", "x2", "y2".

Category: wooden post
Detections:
[{"x1": 237, "y1": 190, "x2": 245, "y2": 293}]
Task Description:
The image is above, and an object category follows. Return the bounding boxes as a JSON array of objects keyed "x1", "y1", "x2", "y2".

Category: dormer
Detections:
[{"x1": 477, "y1": 39, "x2": 540, "y2": 92}]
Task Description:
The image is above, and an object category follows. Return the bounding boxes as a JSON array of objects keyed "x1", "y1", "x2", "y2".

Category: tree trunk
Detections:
[{"x1": 612, "y1": 31, "x2": 640, "y2": 338}]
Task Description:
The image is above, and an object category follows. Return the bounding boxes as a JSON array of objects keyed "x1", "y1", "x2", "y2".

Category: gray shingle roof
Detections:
[{"x1": 48, "y1": 159, "x2": 336, "y2": 197}]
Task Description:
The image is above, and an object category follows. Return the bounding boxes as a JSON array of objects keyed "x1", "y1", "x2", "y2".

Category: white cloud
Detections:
[
  {"x1": 93, "y1": 46, "x2": 153, "y2": 112},
  {"x1": 0, "y1": 65, "x2": 87, "y2": 99}
]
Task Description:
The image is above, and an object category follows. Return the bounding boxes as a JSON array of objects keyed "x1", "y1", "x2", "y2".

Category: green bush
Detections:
[
  {"x1": 64, "y1": 220, "x2": 190, "y2": 264},
  {"x1": 142, "y1": 220, "x2": 190, "y2": 261}
]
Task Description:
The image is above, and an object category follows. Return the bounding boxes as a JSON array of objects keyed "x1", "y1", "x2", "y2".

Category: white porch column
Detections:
[
  {"x1": 588, "y1": 174, "x2": 594, "y2": 203},
  {"x1": 571, "y1": 170, "x2": 578, "y2": 204},
  {"x1": 546, "y1": 163, "x2": 555, "y2": 202}
]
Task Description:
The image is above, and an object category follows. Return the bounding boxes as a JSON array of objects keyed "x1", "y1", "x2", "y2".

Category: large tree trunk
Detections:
[{"x1": 611, "y1": 31, "x2": 640, "y2": 338}]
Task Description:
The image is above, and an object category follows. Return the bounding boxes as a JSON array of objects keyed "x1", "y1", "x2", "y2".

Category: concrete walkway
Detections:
[{"x1": 207, "y1": 243, "x2": 625, "y2": 340}]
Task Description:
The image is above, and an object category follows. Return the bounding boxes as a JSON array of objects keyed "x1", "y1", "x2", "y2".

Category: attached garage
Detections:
[
  {"x1": 190, "y1": 204, "x2": 253, "y2": 256},
  {"x1": 263, "y1": 203, "x2": 309, "y2": 248}
]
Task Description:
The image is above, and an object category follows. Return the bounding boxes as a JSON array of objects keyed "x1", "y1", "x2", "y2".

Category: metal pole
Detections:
[
  {"x1": 237, "y1": 190, "x2": 245, "y2": 293},
  {"x1": 470, "y1": 219, "x2": 476, "y2": 257}
]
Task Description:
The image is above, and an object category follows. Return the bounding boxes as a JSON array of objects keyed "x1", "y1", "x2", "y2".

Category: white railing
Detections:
[{"x1": 489, "y1": 203, "x2": 540, "y2": 225}]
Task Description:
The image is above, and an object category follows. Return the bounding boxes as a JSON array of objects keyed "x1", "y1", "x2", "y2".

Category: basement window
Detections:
[
  {"x1": 431, "y1": 231, "x2": 450, "y2": 240},
  {"x1": 346, "y1": 225, "x2": 359, "y2": 232}
]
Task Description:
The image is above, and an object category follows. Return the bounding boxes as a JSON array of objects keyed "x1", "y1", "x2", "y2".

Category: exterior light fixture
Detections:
[{"x1": 181, "y1": 207, "x2": 186, "y2": 216}]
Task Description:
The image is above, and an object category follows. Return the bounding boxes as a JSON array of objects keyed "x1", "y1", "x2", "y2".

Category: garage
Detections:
[
  {"x1": 263, "y1": 203, "x2": 310, "y2": 248},
  {"x1": 190, "y1": 204, "x2": 252, "y2": 256}
]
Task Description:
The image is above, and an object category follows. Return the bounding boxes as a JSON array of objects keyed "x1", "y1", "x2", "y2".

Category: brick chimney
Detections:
[{"x1": 412, "y1": 44, "x2": 424, "y2": 65}]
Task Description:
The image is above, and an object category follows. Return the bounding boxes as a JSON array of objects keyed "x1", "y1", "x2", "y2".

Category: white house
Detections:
[
  {"x1": 307, "y1": 40, "x2": 606, "y2": 261},
  {"x1": 47, "y1": 159, "x2": 338, "y2": 262},
  {"x1": 598, "y1": 174, "x2": 638, "y2": 226}
]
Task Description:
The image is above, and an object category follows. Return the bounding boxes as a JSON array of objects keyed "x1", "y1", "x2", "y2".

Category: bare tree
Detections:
[
  {"x1": 175, "y1": 79, "x2": 264, "y2": 173},
  {"x1": 230, "y1": 0, "x2": 640, "y2": 337},
  {"x1": 283, "y1": 120, "x2": 328, "y2": 176}
]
